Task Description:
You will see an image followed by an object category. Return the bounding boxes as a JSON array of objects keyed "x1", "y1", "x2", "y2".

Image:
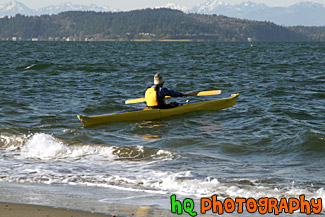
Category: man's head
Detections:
[{"x1": 154, "y1": 73, "x2": 164, "y2": 86}]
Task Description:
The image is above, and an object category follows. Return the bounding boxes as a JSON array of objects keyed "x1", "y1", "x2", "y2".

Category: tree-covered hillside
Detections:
[
  {"x1": 288, "y1": 26, "x2": 325, "y2": 42},
  {"x1": 0, "y1": 8, "x2": 323, "y2": 42}
]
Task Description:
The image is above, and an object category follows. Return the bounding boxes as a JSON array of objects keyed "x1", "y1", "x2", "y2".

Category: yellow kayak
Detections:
[{"x1": 77, "y1": 93, "x2": 239, "y2": 127}]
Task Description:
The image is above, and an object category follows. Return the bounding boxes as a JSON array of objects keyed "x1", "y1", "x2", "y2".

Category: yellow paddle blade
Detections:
[
  {"x1": 125, "y1": 89, "x2": 222, "y2": 105},
  {"x1": 125, "y1": 98, "x2": 147, "y2": 104},
  {"x1": 185, "y1": 90, "x2": 222, "y2": 96}
]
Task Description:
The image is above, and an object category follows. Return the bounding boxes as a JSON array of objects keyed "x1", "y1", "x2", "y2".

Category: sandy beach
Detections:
[{"x1": 0, "y1": 202, "x2": 114, "y2": 217}]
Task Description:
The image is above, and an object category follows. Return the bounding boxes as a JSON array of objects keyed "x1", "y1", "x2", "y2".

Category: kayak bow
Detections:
[{"x1": 77, "y1": 93, "x2": 239, "y2": 127}]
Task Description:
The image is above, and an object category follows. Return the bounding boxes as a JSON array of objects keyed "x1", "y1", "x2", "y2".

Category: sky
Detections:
[{"x1": 1, "y1": 0, "x2": 325, "y2": 10}]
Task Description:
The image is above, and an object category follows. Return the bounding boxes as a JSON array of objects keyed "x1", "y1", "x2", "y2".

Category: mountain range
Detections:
[
  {"x1": 0, "y1": 1, "x2": 113, "y2": 17},
  {"x1": 189, "y1": 0, "x2": 325, "y2": 26},
  {"x1": 1, "y1": 0, "x2": 325, "y2": 26}
]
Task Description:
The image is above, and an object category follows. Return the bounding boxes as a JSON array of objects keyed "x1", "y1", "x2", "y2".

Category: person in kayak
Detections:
[{"x1": 145, "y1": 73, "x2": 184, "y2": 109}]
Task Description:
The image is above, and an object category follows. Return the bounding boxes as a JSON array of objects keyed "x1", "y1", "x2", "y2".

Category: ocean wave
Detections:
[{"x1": 0, "y1": 133, "x2": 175, "y2": 161}]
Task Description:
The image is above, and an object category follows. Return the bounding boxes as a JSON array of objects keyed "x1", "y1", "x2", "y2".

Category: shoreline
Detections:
[
  {"x1": 0, "y1": 202, "x2": 114, "y2": 217},
  {"x1": 0, "y1": 181, "x2": 176, "y2": 217},
  {"x1": 0, "y1": 201, "x2": 176, "y2": 217}
]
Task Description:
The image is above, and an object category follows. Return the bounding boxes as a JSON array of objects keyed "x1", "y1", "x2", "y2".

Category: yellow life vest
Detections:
[
  {"x1": 145, "y1": 87, "x2": 159, "y2": 107},
  {"x1": 145, "y1": 87, "x2": 166, "y2": 107}
]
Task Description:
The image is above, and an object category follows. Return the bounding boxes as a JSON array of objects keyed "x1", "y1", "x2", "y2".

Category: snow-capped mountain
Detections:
[
  {"x1": 156, "y1": 3, "x2": 188, "y2": 11},
  {"x1": 188, "y1": 0, "x2": 325, "y2": 26},
  {"x1": 191, "y1": 0, "x2": 231, "y2": 13},
  {"x1": 191, "y1": 0, "x2": 268, "y2": 14},
  {"x1": 0, "y1": 0, "x2": 113, "y2": 17},
  {"x1": 0, "y1": 0, "x2": 33, "y2": 16},
  {"x1": 35, "y1": 2, "x2": 113, "y2": 15}
]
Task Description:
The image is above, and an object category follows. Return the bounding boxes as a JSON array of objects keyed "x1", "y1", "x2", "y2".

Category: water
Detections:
[{"x1": 0, "y1": 41, "x2": 324, "y2": 216}]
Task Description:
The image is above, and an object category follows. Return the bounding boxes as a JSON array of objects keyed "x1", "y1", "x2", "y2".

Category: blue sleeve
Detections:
[{"x1": 159, "y1": 87, "x2": 183, "y2": 97}]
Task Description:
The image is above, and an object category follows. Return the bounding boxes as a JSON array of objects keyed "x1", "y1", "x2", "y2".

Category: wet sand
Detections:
[
  {"x1": 0, "y1": 202, "x2": 114, "y2": 217},
  {"x1": 0, "y1": 182, "x2": 173, "y2": 217}
]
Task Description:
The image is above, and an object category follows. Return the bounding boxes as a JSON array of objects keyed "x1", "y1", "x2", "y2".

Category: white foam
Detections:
[
  {"x1": 156, "y1": 149, "x2": 173, "y2": 157},
  {"x1": 21, "y1": 133, "x2": 68, "y2": 159},
  {"x1": 25, "y1": 64, "x2": 35, "y2": 70},
  {"x1": 0, "y1": 134, "x2": 27, "y2": 150},
  {"x1": 17, "y1": 133, "x2": 116, "y2": 160}
]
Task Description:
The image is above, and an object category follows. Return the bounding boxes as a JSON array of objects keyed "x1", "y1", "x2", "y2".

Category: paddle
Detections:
[{"x1": 125, "y1": 90, "x2": 222, "y2": 104}]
